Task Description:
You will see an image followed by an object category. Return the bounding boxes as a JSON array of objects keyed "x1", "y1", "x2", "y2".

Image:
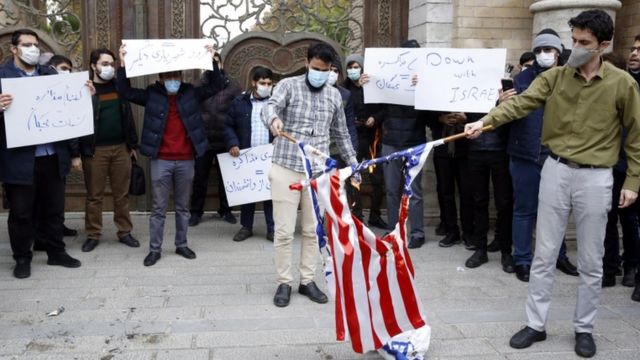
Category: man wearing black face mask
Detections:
[
  {"x1": 466, "y1": 10, "x2": 640, "y2": 358},
  {"x1": 0, "y1": 29, "x2": 84, "y2": 279},
  {"x1": 263, "y1": 42, "x2": 358, "y2": 308}
]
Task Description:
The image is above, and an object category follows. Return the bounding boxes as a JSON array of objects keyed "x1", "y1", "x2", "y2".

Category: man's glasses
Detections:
[{"x1": 630, "y1": 47, "x2": 640, "y2": 53}]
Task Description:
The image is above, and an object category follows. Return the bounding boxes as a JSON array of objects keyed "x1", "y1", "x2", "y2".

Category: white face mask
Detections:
[
  {"x1": 536, "y1": 51, "x2": 556, "y2": 68},
  {"x1": 256, "y1": 84, "x2": 272, "y2": 98},
  {"x1": 19, "y1": 45, "x2": 40, "y2": 66},
  {"x1": 97, "y1": 65, "x2": 115, "y2": 81},
  {"x1": 327, "y1": 71, "x2": 339, "y2": 86}
]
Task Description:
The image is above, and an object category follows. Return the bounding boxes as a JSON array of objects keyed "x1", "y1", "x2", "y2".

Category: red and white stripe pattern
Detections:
[{"x1": 311, "y1": 162, "x2": 429, "y2": 353}]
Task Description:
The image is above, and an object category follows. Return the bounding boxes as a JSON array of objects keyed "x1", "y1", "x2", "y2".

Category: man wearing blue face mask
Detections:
[
  {"x1": 117, "y1": 44, "x2": 224, "y2": 267},
  {"x1": 262, "y1": 42, "x2": 358, "y2": 308}
]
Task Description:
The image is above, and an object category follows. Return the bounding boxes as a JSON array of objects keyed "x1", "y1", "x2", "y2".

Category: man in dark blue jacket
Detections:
[
  {"x1": 224, "y1": 66, "x2": 275, "y2": 242},
  {"x1": 0, "y1": 29, "x2": 83, "y2": 278},
  {"x1": 117, "y1": 44, "x2": 224, "y2": 266},
  {"x1": 505, "y1": 30, "x2": 578, "y2": 282}
]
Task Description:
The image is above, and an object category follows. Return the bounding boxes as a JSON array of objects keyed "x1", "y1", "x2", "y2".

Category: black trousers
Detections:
[
  {"x1": 5, "y1": 155, "x2": 66, "y2": 261},
  {"x1": 468, "y1": 150, "x2": 513, "y2": 253},
  {"x1": 433, "y1": 155, "x2": 473, "y2": 236},
  {"x1": 603, "y1": 169, "x2": 640, "y2": 278},
  {"x1": 190, "y1": 148, "x2": 231, "y2": 216},
  {"x1": 351, "y1": 133, "x2": 384, "y2": 220}
]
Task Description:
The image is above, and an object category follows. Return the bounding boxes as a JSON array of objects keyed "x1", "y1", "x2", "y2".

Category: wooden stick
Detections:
[
  {"x1": 441, "y1": 125, "x2": 494, "y2": 144},
  {"x1": 279, "y1": 131, "x2": 298, "y2": 143}
]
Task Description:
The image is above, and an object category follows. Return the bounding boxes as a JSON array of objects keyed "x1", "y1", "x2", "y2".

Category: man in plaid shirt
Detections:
[{"x1": 262, "y1": 42, "x2": 358, "y2": 307}]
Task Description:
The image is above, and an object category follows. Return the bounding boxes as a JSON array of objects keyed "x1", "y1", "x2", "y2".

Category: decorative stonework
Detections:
[
  {"x1": 377, "y1": 0, "x2": 391, "y2": 46},
  {"x1": 170, "y1": 0, "x2": 185, "y2": 39},
  {"x1": 96, "y1": 0, "x2": 110, "y2": 48}
]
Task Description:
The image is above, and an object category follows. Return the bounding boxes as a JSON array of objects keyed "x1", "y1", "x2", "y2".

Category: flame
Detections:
[{"x1": 368, "y1": 127, "x2": 381, "y2": 173}]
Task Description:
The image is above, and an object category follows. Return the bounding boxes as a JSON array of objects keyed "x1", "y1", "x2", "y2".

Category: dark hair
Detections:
[
  {"x1": 401, "y1": 39, "x2": 420, "y2": 48},
  {"x1": 519, "y1": 51, "x2": 535, "y2": 65},
  {"x1": 307, "y1": 42, "x2": 334, "y2": 63},
  {"x1": 89, "y1": 48, "x2": 116, "y2": 78},
  {"x1": 47, "y1": 55, "x2": 72, "y2": 68},
  {"x1": 11, "y1": 29, "x2": 38, "y2": 46},
  {"x1": 568, "y1": 9, "x2": 614, "y2": 44},
  {"x1": 635, "y1": 34, "x2": 640, "y2": 42},
  {"x1": 159, "y1": 71, "x2": 182, "y2": 79},
  {"x1": 252, "y1": 66, "x2": 273, "y2": 81},
  {"x1": 602, "y1": 52, "x2": 627, "y2": 70}
]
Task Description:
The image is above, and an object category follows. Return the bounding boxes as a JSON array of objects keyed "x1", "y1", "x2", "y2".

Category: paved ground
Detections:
[{"x1": 0, "y1": 211, "x2": 638, "y2": 360}]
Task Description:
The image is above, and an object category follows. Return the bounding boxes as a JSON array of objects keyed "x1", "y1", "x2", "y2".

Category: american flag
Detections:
[{"x1": 299, "y1": 142, "x2": 437, "y2": 354}]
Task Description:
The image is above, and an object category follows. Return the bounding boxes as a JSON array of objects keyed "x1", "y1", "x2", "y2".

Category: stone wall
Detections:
[
  {"x1": 615, "y1": 0, "x2": 640, "y2": 53},
  {"x1": 409, "y1": 0, "x2": 454, "y2": 47}
]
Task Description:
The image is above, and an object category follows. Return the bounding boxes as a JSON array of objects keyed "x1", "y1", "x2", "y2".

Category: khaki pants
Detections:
[
  {"x1": 83, "y1": 144, "x2": 133, "y2": 240},
  {"x1": 269, "y1": 164, "x2": 319, "y2": 285}
]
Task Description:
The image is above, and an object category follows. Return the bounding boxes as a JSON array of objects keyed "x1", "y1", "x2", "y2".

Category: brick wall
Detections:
[
  {"x1": 452, "y1": 0, "x2": 535, "y2": 68},
  {"x1": 615, "y1": 0, "x2": 640, "y2": 54}
]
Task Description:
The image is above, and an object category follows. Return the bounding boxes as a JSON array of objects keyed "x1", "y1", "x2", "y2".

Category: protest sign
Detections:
[
  {"x1": 1, "y1": 71, "x2": 93, "y2": 149},
  {"x1": 122, "y1": 39, "x2": 214, "y2": 78},
  {"x1": 217, "y1": 144, "x2": 273, "y2": 207},
  {"x1": 363, "y1": 48, "x2": 421, "y2": 106},
  {"x1": 414, "y1": 48, "x2": 506, "y2": 113}
]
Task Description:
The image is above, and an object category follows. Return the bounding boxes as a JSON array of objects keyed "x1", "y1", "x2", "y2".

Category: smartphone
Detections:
[{"x1": 501, "y1": 78, "x2": 514, "y2": 91}]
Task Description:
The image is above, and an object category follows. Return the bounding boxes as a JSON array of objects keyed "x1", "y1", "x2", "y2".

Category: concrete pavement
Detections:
[{"x1": 0, "y1": 211, "x2": 638, "y2": 359}]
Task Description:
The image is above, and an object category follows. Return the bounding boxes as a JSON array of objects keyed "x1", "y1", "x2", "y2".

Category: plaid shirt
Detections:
[
  {"x1": 250, "y1": 94, "x2": 270, "y2": 147},
  {"x1": 262, "y1": 74, "x2": 357, "y2": 174}
]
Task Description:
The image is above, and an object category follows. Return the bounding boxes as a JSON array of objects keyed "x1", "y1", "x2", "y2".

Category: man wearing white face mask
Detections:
[
  {"x1": 0, "y1": 29, "x2": 84, "y2": 279},
  {"x1": 117, "y1": 43, "x2": 224, "y2": 267},
  {"x1": 327, "y1": 56, "x2": 358, "y2": 163},
  {"x1": 262, "y1": 42, "x2": 358, "y2": 308},
  {"x1": 79, "y1": 48, "x2": 140, "y2": 253},
  {"x1": 465, "y1": 10, "x2": 640, "y2": 357},
  {"x1": 501, "y1": 29, "x2": 579, "y2": 284},
  {"x1": 223, "y1": 66, "x2": 276, "y2": 242}
]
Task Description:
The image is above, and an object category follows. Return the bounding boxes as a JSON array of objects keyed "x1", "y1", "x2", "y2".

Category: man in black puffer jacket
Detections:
[{"x1": 117, "y1": 44, "x2": 224, "y2": 267}]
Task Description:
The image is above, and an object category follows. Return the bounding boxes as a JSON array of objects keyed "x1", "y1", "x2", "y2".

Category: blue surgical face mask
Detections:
[
  {"x1": 347, "y1": 68, "x2": 361, "y2": 81},
  {"x1": 164, "y1": 79, "x2": 181, "y2": 93},
  {"x1": 307, "y1": 68, "x2": 329, "y2": 88}
]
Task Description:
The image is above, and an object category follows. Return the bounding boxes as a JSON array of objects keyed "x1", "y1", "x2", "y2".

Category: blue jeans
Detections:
[
  {"x1": 149, "y1": 159, "x2": 195, "y2": 253},
  {"x1": 510, "y1": 156, "x2": 568, "y2": 265},
  {"x1": 382, "y1": 144, "x2": 424, "y2": 240}
]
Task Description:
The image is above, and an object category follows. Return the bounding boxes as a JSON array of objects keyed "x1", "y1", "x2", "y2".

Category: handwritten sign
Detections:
[
  {"x1": 122, "y1": 39, "x2": 214, "y2": 78},
  {"x1": 414, "y1": 48, "x2": 506, "y2": 113},
  {"x1": 363, "y1": 48, "x2": 422, "y2": 106},
  {"x1": 217, "y1": 144, "x2": 273, "y2": 207},
  {"x1": 1, "y1": 71, "x2": 93, "y2": 149}
]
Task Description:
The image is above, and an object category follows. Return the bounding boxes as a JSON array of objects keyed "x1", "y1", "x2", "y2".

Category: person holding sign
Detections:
[
  {"x1": 223, "y1": 66, "x2": 275, "y2": 242},
  {"x1": 117, "y1": 43, "x2": 224, "y2": 267},
  {"x1": 79, "y1": 48, "x2": 140, "y2": 253},
  {"x1": 263, "y1": 42, "x2": 358, "y2": 308},
  {"x1": 465, "y1": 10, "x2": 640, "y2": 358},
  {"x1": 0, "y1": 29, "x2": 84, "y2": 279}
]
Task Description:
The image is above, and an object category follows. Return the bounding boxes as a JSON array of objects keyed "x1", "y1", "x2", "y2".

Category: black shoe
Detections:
[
  {"x1": 188, "y1": 213, "x2": 201, "y2": 227},
  {"x1": 143, "y1": 252, "x2": 161, "y2": 266},
  {"x1": 487, "y1": 239, "x2": 500, "y2": 253},
  {"x1": 233, "y1": 228, "x2": 253, "y2": 242},
  {"x1": 622, "y1": 268, "x2": 637, "y2": 287},
  {"x1": 407, "y1": 237, "x2": 425, "y2": 249},
  {"x1": 175, "y1": 247, "x2": 196, "y2": 259},
  {"x1": 119, "y1": 234, "x2": 140, "y2": 248},
  {"x1": 501, "y1": 253, "x2": 515, "y2": 273},
  {"x1": 632, "y1": 284, "x2": 640, "y2": 302},
  {"x1": 273, "y1": 284, "x2": 292, "y2": 307},
  {"x1": 299, "y1": 281, "x2": 328, "y2": 304},
  {"x1": 465, "y1": 250, "x2": 488, "y2": 268},
  {"x1": 33, "y1": 242, "x2": 47, "y2": 252},
  {"x1": 81, "y1": 238, "x2": 99, "y2": 252},
  {"x1": 266, "y1": 232, "x2": 274, "y2": 241},
  {"x1": 463, "y1": 234, "x2": 477, "y2": 251},
  {"x1": 575, "y1": 332, "x2": 596, "y2": 358},
  {"x1": 435, "y1": 222, "x2": 446, "y2": 236},
  {"x1": 13, "y1": 259, "x2": 31, "y2": 279},
  {"x1": 509, "y1": 326, "x2": 546, "y2": 349},
  {"x1": 515, "y1": 264, "x2": 531, "y2": 282},
  {"x1": 221, "y1": 212, "x2": 237, "y2": 224},
  {"x1": 47, "y1": 252, "x2": 81, "y2": 268},
  {"x1": 602, "y1": 273, "x2": 616, "y2": 287},
  {"x1": 368, "y1": 217, "x2": 389, "y2": 230},
  {"x1": 556, "y1": 258, "x2": 579, "y2": 276},
  {"x1": 438, "y1": 232, "x2": 461, "y2": 248},
  {"x1": 63, "y1": 225, "x2": 78, "y2": 237}
]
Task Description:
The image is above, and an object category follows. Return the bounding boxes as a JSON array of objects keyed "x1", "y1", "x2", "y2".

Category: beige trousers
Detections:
[{"x1": 269, "y1": 164, "x2": 319, "y2": 285}]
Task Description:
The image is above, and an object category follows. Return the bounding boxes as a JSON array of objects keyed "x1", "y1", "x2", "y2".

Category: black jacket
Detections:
[
  {"x1": 198, "y1": 72, "x2": 243, "y2": 151},
  {"x1": 380, "y1": 104, "x2": 429, "y2": 148},
  {"x1": 115, "y1": 65, "x2": 224, "y2": 159},
  {"x1": 426, "y1": 111, "x2": 468, "y2": 158},
  {"x1": 223, "y1": 92, "x2": 275, "y2": 149},
  {"x1": 467, "y1": 112, "x2": 509, "y2": 152},
  {"x1": 0, "y1": 60, "x2": 76, "y2": 184}
]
